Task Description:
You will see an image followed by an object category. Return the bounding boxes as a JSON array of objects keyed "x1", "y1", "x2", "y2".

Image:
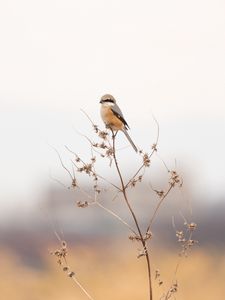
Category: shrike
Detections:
[{"x1": 99, "y1": 94, "x2": 138, "y2": 152}]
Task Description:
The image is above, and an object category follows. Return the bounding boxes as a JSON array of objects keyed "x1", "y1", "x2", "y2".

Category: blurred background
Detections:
[{"x1": 0, "y1": 0, "x2": 225, "y2": 299}]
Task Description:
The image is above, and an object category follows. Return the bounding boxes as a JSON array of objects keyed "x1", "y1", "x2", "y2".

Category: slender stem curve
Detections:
[{"x1": 146, "y1": 184, "x2": 173, "y2": 234}]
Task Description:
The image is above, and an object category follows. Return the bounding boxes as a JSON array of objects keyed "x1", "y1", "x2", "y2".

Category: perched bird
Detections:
[{"x1": 99, "y1": 94, "x2": 138, "y2": 152}]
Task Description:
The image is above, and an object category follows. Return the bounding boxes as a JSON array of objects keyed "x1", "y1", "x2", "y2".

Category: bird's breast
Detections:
[{"x1": 100, "y1": 106, "x2": 124, "y2": 130}]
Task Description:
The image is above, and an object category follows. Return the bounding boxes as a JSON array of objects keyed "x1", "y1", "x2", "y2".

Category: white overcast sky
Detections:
[{"x1": 0, "y1": 0, "x2": 225, "y2": 213}]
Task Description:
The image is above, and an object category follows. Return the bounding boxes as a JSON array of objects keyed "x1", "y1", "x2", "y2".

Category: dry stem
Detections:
[{"x1": 111, "y1": 130, "x2": 153, "y2": 300}]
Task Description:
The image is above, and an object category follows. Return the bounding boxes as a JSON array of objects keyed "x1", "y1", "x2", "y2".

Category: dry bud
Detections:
[
  {"x1": 93, "y1": 124, "x2": 99, "y2": 133},
  {"x1": 169, "y1": 170, "x2": 182, "y2": 187},
  {"x1": 151, "y1": 143, "x2": 157, "y2": 151},
  {"x1": 62, "y1": 241, "x2": 67, "y2": 248},
  {"x1": 143, "y1": 153, "x2": 151, "y2": 167},
  {"x1": 106, "y1": 148, "x2": 114, "y2": 157},
  {"x1": 128, "y1": 235, "x2": 141, "y2": 241},
  {"x1": 176, "y1": 230, "x2": 185, "y2": 242},
  {"x1": 99, "y1": 142, "x2": 107, "y2": 149},
  {"x1": 137, "y1": 248, "x2": 147, "y2": 258},
  {"x1": 91, "y1": 157, "x2": 96, "y2": 163},
  {"x1": 83, "y1": 164, "x2": 92, "y2": 174},
  {"x1": 155, "y1": 269, "x2": 160, "y2": 279},
  {"x1": 77, "y1": 201, "x2": 89, "y2": 208},
  {"x1": 71, "y1": 178, "x2": 77, "y2": 188},
  {"x1": 98, "y1": 130, "x2": 108, "y2": 140},
  {"x1": 155, "y1": 189, "x2": 164, "y2": 197},
  {"x1": 144, "y1": 232, "x2": 152, "y2": 241},
  {"x1": 68, "y1": 271, "x2": 75, "y2": 278},
  {"x1": 188, "y1": 222, "x2": 197, "y2": 231},
  {"x1": 170, "y1": 282, "x2": 178, "y2": 293}
]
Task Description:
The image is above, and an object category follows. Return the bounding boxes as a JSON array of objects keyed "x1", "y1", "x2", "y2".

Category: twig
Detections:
[
  {"x1": 51, "y1": 146, "x2": 74, "y2": 181},
  {"x1": 71, "y1": 276, "x2": 95, "y2": 300},
  {"x1": 76, "y1": 185, "x2": 137, "y2": 235},
  {"x1": 146, "y1": 184, "x2": 173, "y2": 234},
  {"x1": 80, "y1": 109, "x2": 96, "y2": 127},
  {"x1": 94, "y1": 201, "x2": 138, "y2": 236},
  {"x1": 125, "y1": 163, "x2": 145, "y2": 189}
]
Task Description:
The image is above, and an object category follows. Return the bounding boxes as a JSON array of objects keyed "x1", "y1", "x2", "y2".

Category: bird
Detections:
[{"x1": 99, "y1": 94, "x2": 138, "y2": 152}]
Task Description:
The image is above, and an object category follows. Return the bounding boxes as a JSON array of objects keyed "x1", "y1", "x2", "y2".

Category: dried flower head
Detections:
[
  {"x1": 50, "y1": 240, "x2": 68, "y2": 265},
  {"x1": 155, "y1": 269, "x2": 160, "y2": 279},
  {"x1": 71, "y1": 178, "x2": 77, "y2": 188},
  {"x1": 68, "y1": 271, "x2": 75, "y2": 278},
  {"x1": 188, "y1": 222, "x2": 197, "y2": 231},
  {"x1": 106, "y1": 147, "x2": 114, "y2": 157},
  {"x1": 170, "y1": 282, "x2": 178, "y2": 293},
  {"x1": 155, "y1": 189, "x2": 165, "y2": 198},
  {"x1": 99, "y1": 142, "x2": 107, "y2": 149},
  {"x1": 143, "y1": 153, "x2": 151, "y2": 167},
  {"x1": 77, "y1": 201, "x2": 89, "y2": 208},
  {"x1": 98, "y1": 130, "x2": 108, "y2": 140},
  {"x1": 151, "y1": 143, "x2": 157, "y2": 151},
  {"x1": 93, "y1": 124, "x2": 99, "y2": 133},
  {"x1": 144, "y1": 231, "x2": 152, "y2": 241},
  {"x1": 155, "y1": 269, "x2": 163, "y2": 286},
  {"x1": 128, "y1": 234, "x2": 142, "y2": 242},
  {"x1": 176, "y1": 231, "x2": 186, "y2": 243},
  {"x1": 169, "y1": 170, "x2": 182, "y2": 187}
]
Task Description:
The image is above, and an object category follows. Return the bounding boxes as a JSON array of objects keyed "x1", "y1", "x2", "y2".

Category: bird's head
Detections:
[{"x1": 100, "y1": 94, "x2": 116, "y2": 104}]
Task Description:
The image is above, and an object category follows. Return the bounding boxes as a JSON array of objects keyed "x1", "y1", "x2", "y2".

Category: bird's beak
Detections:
[{"x1": 99, "y1": 100, "x2": 103, "y2": 104}]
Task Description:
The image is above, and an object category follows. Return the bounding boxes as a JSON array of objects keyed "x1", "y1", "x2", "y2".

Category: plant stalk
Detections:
[{"x1": 112, "y1": 131, "x2": 153, "y2": 300}]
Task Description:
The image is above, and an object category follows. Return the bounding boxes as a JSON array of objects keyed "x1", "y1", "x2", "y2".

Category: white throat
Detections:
[{"x1": 102, "y1": 102, "x2": 114, "y2": 107}]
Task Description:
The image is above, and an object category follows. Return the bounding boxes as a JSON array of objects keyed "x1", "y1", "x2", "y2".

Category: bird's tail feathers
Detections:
[{"x1": 122, "y1": 129, "x2": 138, "y2": 152}]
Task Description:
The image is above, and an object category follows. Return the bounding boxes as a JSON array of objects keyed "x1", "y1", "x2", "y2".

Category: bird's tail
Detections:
[{"x1": 122, "y1": 129, "x2": 138, "y2": 152}]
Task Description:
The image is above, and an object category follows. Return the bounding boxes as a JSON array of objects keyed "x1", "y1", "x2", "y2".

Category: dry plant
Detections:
[{"x1": 51, "y1": 113, "x2": 197, "y2": 300}]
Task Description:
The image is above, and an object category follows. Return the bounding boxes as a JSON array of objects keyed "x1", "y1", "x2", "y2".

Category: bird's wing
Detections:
[{"x1": 111, "y1": 103, "x2": 130, "y2": 129}]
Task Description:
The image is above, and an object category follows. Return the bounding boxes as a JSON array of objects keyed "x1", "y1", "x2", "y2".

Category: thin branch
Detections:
[
  {"x1": 150, "y1": 114, "x2": 160, "y2": 155},
  {"x1": 51, "y1": 146, "x2": 74, "y2": 181},
  {"x1": 80, "y1": 109, "x2": 96, "y2": 127},
  {"x1": 65, "y1": 145, "x2": 86, "y2": 165},
  {"x1": 71, "y1": 276, "x2": 95, "y2": 300},
  {"x1": 83, "y1": 132, "x2": 108, "y2": 156},
  {"x1": 76, "y1": 185, "x2": 137, "y2": 235},
  {"x1": 96, "y1": 174, "x2": 121, "y2": 191},
  {"x1": 146, "y1": 184, "x2": 173, "y2": 234},
  {"x1": 49, "y1": 171, "x2": 68, "y2": 188},
  {"x1": 125, "y1": 163, "x2": 145, "y2": 189},
  {"x1": 155, "y1": 153, "x2": 170, "y2": 172},
  {"x1": 94, "y1": 201, "x2": 138, "y2": 236}
]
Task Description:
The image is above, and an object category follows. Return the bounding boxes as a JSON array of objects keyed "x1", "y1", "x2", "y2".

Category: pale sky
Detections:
[{"x1": 0, "y1": 0, "x2": 225, "y2": 214}]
